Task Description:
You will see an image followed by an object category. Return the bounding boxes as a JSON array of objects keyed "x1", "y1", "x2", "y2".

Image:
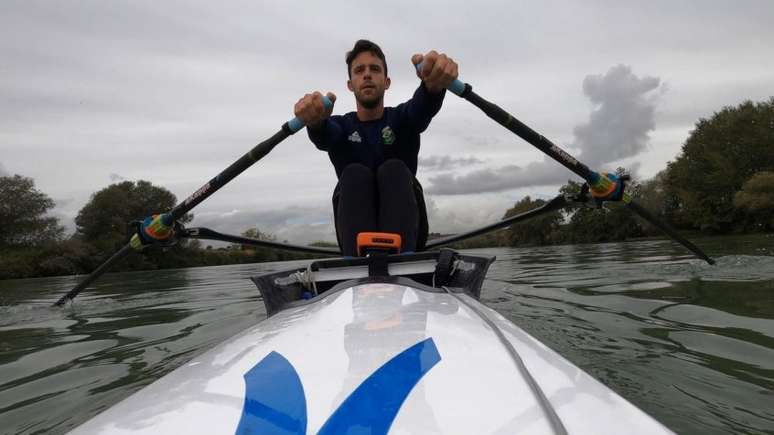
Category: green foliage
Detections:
[
  {"x1": 634, "y1": 170, "x2": 682, "y2": 234},
  {"x1": 734, "y1": 171, "x2": 774, "y2": 231},
  {"x1": 0, "y1": 249, "x2": 38, "y2": 279},
  {"x1": 230, "y1": 227, "x2": 328, "y2": 262},
  {"x1": 666, "y1": 98, "x2": 774, "y2": 232},
  {"x1": 237, "y1": 227, "x2": 276, "y2": 249},
  {"x1": 501, "y1": 196, "x2": 563, "y2": 246},
  {"x1": 75, "y1": 180, "x2": 192, "y2": 253},
  {"x1": 447, "y1": 232, "x2": 504, "y2": 250},
  {"x1": 0, "y1": 175, "x2": 64, "y2": 247},
  {"x1": 34, "y1": 239, "x2": 102, "y2": 277},
  {"x1": 309, "y1": 241, "x2": 339, "y2": 248},
  {"x1": 558, "y1": 177, "x2": 644, "y2": 244},
  {"x1": 0, "y1": 239, "x2": 101, "y2": 280},
  {"x1": 0, "y1": 178, "x2": 329, "y2": 279}
]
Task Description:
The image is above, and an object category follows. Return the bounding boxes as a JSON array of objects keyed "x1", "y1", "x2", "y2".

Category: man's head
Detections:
[{"x1": 346, "y1": 39, "x2": 390, "y2": 110}]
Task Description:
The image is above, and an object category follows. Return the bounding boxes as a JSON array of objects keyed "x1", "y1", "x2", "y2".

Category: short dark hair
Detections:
[{"x1": 345, "y1": 39, "x2": 387, "y2": 79}]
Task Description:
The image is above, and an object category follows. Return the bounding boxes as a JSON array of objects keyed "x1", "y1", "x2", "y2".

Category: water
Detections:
[{"x1": 1, "y1": 235, "x2": 773, "y2": 434}]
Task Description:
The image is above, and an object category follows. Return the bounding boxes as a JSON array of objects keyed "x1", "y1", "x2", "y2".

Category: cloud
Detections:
[
  {"x1": 425, "y1": 194, "x2": 510, "y2": 235},
  {"x1": 573, "y1": 64, "x2": 662, "y2": 167},
  {"x1": 190, "y1": 204, "x2": 336, "y2": 244},
  {"x1": 109, "y1": 173, "x2": 125, "y2": 182},
  {"x1": 0, "y1": 163, "x2": 7, "y2": 176},
  {"x1": 419, "y1": 155, "x2": 485, "y2": 171},
  {"x1": 425, "y1": 64, "x2": 662, "y2": 195},
  {"x1": 425, "y1": 160, "x2": 569, "y2": 195}
]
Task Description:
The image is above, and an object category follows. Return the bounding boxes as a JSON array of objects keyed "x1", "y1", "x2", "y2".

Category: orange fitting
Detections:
[{"x1": 356, "y1": 232, "x2": 402, "y2": 256}]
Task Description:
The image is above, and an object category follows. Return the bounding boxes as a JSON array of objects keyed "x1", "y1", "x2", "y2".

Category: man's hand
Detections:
[
  {"x1": 412, "y1": 51, "x2": 459, "y2": 94},
  {"x1": 294, "y1": 91, "x2": 336, "y2": 128}
]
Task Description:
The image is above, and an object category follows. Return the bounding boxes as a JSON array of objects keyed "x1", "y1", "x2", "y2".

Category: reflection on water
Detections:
[{"x1": 1, "y1": 235, "x2": 773, "y2": 434}]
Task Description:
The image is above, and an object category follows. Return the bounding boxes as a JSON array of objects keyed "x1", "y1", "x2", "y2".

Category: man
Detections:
[{"x1": 294, "y1": 40, "x2": 458, "y2": 256}]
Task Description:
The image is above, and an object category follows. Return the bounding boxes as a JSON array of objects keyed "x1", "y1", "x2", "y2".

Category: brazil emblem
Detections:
[{"x1": 381, "y1": 126, "x2": 396, "y2": 145}]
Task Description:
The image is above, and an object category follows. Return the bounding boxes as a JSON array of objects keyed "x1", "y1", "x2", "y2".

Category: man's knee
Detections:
[
  {"x1": 341, "y1": 163, "x2": 374, "y2": 183},
  {"x1": 377, "y1": 159, "x2": 411, "y2": 181}
]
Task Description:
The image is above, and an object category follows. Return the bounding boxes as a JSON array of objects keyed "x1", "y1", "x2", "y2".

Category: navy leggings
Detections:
[{"x1": 335, "y1": 159, "x2": 419, "y2": 256}]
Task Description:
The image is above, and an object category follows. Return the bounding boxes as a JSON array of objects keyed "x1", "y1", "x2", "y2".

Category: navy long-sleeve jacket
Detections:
[{"x1": 308, "y1": 84, "x2": 445, "y2": 178}]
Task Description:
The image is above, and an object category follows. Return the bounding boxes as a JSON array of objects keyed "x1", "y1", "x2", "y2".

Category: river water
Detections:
[{"x1": 1, "y1": 235, "x2": 773, "y2": 434}]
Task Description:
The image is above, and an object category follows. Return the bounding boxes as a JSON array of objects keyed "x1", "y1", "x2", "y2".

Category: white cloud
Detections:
[{"x1": 573, "y1": 64, "x2": 662, "y2": 170}]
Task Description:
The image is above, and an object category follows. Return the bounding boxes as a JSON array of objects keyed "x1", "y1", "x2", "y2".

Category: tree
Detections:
[
  {"x1": 665, "y1": 98, "x2": 774, "y2": 232},
  {"x1": 734, "y1": 171, "x2": 774, "y2": 231},
  {"x1": 502, "y1": 196, "x2": 563, "y2": 246},
  {"x1": 557, "y1": 174, "x2": 643, "y2": 244},
  {"x1": 75, "y1": 180, "x2": 191, "y2": 253},
  {"x1": 309, "y1": 241, "x2": 339, "y2": 248},
  {"x1": 0, "y1": 175, "x2": 64, "y2": 247},
  {"x1": 237, "y1": 227, "x2": 276, "y2": 250},
  {"x1": 234, "y1": 227, "x2": 290, "y2": 261}
]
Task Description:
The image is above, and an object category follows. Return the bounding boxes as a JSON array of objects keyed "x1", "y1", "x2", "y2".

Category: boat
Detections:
[
  {"x1": 68, "y1": 248, "x2": 674, "y2": 434},
  {"x1": 59, "y1": 68, "x2": 713, "y2": 434}
]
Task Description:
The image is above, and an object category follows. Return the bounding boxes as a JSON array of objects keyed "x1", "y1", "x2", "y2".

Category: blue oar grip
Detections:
[
  {"x1": 414, "y1": 62, "x2": 466, "y2": 97},
  {"x1": 288, "y1": 95, "x2": 333, "y2": 133}
]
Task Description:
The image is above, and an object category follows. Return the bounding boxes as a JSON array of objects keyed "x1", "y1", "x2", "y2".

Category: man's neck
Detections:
[{"x1": 355, "y1": 102, "x2": 384, "y2": 121}]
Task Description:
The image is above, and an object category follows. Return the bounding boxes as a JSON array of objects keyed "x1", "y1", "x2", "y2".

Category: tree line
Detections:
[
  {"x1": 0, "y1": 179, "x2": 328, "y2": 280},
  {"x1": 2, "y1": 97, "x2": 772, "y2": 279}
]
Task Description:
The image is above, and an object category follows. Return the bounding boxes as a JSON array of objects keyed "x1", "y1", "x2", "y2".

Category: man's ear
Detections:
[
  {"x1": 347, "y1": 79, "x2": 354, "y2": 92},
  {"x1": 385, "y1": 77, "x2": 391, "y2": 90}
]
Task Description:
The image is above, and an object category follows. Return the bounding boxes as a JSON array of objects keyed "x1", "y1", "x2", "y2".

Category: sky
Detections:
[{"x1": 2, "y1": 0, "x2": 773, "y2": 245}]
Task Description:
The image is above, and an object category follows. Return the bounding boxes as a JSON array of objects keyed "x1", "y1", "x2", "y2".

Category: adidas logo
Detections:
[{"x1": 348, "y1": 131, "x2": 362, "y2": 143}]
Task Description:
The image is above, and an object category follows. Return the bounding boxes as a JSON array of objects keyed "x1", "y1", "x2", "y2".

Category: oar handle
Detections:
[
  {"x1": 414, "y1": 62, "x2": 466, "y2": 96},
  {"x1": 287, "y1": 95, "x2": 333, "y2": 133}
]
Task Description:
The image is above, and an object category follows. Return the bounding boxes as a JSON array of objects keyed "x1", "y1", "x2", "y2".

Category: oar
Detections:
[
  {"x1": 53, "y1": 97, "x2": 333, "y2": 307},
  {"x1": 424, "y1": 194, "x2": 571, "y2": 249},
  {"x1": 421, "y1": 64, "x2": 715, "y2": 264},
  {"x1": 180, "y1": 226, "x2": 340, "y2": 256}
]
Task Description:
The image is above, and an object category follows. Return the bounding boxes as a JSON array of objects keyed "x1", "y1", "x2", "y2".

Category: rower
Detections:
[{"x1": 293, "y1": 39, "x2": 460, "y2": 256}]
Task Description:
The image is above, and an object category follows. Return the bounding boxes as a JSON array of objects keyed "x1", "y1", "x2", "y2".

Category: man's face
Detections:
[{"x1": 347, "y1": 51, "x2": 390, "y2": 109}]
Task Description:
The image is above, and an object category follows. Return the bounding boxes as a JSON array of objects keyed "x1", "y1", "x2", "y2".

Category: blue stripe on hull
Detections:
[
  {"x1": 235, "y1": 351, "x2": 307, "y2": 435},
  {"x1": 318, "y1": 338, "x2": 441, "y2": 435}
]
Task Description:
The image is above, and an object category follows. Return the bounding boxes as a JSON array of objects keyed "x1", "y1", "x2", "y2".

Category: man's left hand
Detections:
[{"x1": 412, "y1": 51, "x2": 458, "y2": 94}]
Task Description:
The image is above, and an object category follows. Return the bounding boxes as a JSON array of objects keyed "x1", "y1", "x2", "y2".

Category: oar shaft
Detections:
[
  {"x1": 169, "y1": 95, "x2": 332, "y2": 220},
  {"x1": 626, "y1": 201, "x2": 715, "y2": 264},
  {"x1": 462, "y1": 89, "x2": 595, "y2": 181},
  {"x1": 424, "y1": 194, "x2": 569, "y2": 249},
  {"x1": 53, "y1": 244, "x2": 133, "y2": 306},
  {"x1": 181, "y1": 227, "x2": 340, "y2": 256},
  {"x1": 417, "y1": 62, "x2": 595, "y2": 181},
  {"x1": 170, "y1": 128, "x2": 291, "y2": 220}
]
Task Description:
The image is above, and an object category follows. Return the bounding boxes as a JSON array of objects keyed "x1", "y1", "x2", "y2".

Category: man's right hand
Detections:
[{"x1": 294, "y1": 91, "x2": 336, "y2": 128}]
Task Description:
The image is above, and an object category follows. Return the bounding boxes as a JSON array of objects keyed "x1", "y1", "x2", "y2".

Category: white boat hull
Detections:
[{"x1": 70, "y1": 281, "x2": 672, "y2": 434}]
